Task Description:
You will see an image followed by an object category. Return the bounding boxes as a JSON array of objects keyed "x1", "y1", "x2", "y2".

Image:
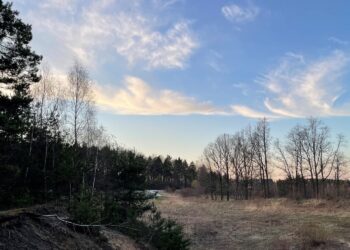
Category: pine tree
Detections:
[{"x1": 0, "y1": 1, "x2": 41, "y2": 143}]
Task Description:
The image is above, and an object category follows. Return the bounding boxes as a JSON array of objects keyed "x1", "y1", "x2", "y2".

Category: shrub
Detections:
[
  {"x1": 102, "y1": 198, "x2": 128, "y2": 224},
  {"x1": 70, "y1": 189, "x2": 102, "y2": 224},
  {"x1": 148, "y1": 208, "x2": 190, "y2": 250},
  {"x1": 297, "y1": 222, "x2": 330, "y2": 248},
  {"x1": 15, "y1": 189, "x2": 34, "y2": 207}
]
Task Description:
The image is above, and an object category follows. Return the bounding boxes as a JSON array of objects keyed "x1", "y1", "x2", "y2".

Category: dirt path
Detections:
[{"x1": 155, "y1": 193, "x2": 350, "y2": 250}]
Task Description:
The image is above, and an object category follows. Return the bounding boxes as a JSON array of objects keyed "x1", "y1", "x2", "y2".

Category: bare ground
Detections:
[
  {"x1": 155, "y1": 192, "x2": 350, "y2": 250},
  {"x1": 0, "y1": 205, "x2": 141, "y2": 250}
]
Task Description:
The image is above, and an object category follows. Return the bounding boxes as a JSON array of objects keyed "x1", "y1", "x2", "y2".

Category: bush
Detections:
[
  {"x1": 15, "y1": 189, "x2": 34, "y2": 207},
  {"x1": 70, "y1": 189, "x2": 102, "y2": 224},
  {"x1": 102, "y1": 198, "x2": 128, "y2": 224},
  {"x1": 69, "y1": 190, "x2": 189, "y2": 250},
  {"x1": 148, "y1": 208, "x2": 190, "y2": 250},
  {"x1": 297, "y1": 222, "x2": 330, "y2": 248}
]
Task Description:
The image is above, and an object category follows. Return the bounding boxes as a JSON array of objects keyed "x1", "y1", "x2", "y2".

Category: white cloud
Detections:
[
  {"x1": 207, "y1": 50, "x2": 224, "y2": 72},
  {"x1": 114, "y1": 16, "x2": 197, "y2": 69},
  {"x1": 329, "y1": 36, "x2": 348, "y2": 46},
  {"x1": 153, "y1": 0, "x2": 183, "y2": 9},
  {"x1": 285, "y1": 52, "x2": 305, "y2": 63},
  {"x1": 39, "y1": 0, "x2": 77, "y2": 12},
  {"x1": 20, "y1": 0, "x2": 197, "y2": 70},
  {"x1": 233, "y1": 83, "x2": 249, "y2": 96},
  {"x1": 94, "y1": 76, "x2": 222, "y2": 115},
  {"x1": 237, "y1": 50, "x2": 350, "y2": 118},
  {"x1": 231, "y1": 105, "x2": 279, "y2": 119},
  {"x1": 222, "y1": 3, "x2": 259, "y2": 23}
]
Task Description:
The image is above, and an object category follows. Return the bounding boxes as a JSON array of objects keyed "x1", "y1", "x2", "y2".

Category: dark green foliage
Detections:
[
  {"x1": 0, "y1": 0, "x2": 41, "y2": 142},
  {"x1": 0, "y1": 0, "x2": 42, "y2": 207},
  {"x1": 148, "y1": 208, "x2": 190, "y2": 250},
  {"x1": 70, "y1": 188, "x2": 102, "y2": 224},
  {"x1": 146, "y1": 156, "x2": 198, "y2": 189},
  {"x1": 102, "y1": 198, "x2": 128, "y2": 224}
]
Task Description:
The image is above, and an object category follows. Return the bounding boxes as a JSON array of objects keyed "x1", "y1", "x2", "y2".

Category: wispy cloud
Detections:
[
  {"x1": 207, "y1": 50, "x2": 224, "y2": 72},
  {"x1": 222, "y1": 3, "x2": 259, "y2": 23},
  {"x1": 232, "y1": 83, "x2": 249, "y2": 96},
  {"x1": 114, "y1": 17, "x2": 197, "y2": 69},
  {"x1": 16, "y1": 0, "x2": 197, "y2": 70},
  {"x1": 329, "y1": 36, "x2": 348, "y2": 46},
  {"x1": 38, "y1": 0, "x2": 77, "y2": 12},
  {"x1": 236, "y1": 50, "x2": 350, "y2": 118},
  {"x1": 231, "y1": 105, "x2": 279, "y2": 119},
  {"x1": 152, "y1": 0, "x2": 184, "y2": 9},
  {"x1": 94, "y1": 76, "x2": 222, "y2": 115}
]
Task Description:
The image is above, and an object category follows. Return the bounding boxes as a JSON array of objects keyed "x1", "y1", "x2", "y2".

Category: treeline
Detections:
[
  {"x1": 199, "y1": 118, "x2": 349, "y2": 200},
  {"x1": 146, "y1": 156, "x2": 197, "y2": 189}
]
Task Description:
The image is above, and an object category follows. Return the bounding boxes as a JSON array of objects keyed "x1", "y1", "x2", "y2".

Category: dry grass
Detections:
[{"x1": 155, "y1": 192, "x2": 350, "y2": 250}]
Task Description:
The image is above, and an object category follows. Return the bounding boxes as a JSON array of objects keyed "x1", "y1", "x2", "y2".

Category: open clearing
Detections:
[{"x1": 155, "y1": 193, "x2": 350, "y2": 250}]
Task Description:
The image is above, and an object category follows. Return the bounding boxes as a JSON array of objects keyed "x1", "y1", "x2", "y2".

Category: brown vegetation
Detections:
[{"x1": 156, "y1": 192, "x2": 350, "y2": 249}]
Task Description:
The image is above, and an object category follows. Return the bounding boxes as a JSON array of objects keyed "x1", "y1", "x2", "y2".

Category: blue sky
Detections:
[{"x1": 12, "y1": 0, "x2": 350, "y2": 161}]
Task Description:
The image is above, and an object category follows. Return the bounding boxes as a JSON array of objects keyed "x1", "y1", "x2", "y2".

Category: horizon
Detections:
[{"x1": 11, "y1": 0, "x2": 350, "y2": 162}]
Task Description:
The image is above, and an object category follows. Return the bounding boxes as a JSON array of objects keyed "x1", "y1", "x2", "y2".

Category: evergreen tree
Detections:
[{"x1": 0, "y1": 1, "x2": 41, "y2": 143}]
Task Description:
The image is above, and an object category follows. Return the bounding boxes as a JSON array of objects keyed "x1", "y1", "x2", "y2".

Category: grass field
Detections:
[{"x1": 155, "y1": 192, "x2": 350, "y2": 250}]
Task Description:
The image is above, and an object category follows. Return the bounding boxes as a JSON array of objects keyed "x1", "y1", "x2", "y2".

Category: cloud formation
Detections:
[
  {"x1": 222, "y1": 3, "x2": 259, "y2": 23},
  {"x1": 17, "y1": 0, "x2": 197, "y2": 70},
  {"x1": 94, "y1": 76, "x2": 222, "y2": 115},
  {"x1": 231, "y1": 105, "x2": 279, "y2": 119},
  {"x1": 236, "y1": 50, "x2": 350, "y2": 118}
]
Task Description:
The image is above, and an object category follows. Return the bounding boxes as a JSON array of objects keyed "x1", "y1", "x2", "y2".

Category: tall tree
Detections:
[
  {"x1": 67, "y1": 61, "x2": 92, "y2": 147},
  {"x1": 216, "y1": 134, "x2": 232, "y2": 201},
  {"x1": 301, "y1": 118, "x2": 332, "y2": 198},
  {"x1": 204, "y1": 142, "x2": 224, "y2": 200},
  {"x1": 252, "y1": 118, "x2": 271, "y2": 198},
  {"x1": 0, "y1": 1, "x2": 41, "y2": 143}
]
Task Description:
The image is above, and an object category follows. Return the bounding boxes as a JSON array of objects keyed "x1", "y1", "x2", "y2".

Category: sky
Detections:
[{"x1": 11, "y1": 0, "x2": 350, "y2": 162}]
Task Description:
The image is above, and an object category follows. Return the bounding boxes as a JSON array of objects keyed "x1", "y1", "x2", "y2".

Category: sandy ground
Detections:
[{"x1": 155, "y1": 192, "x2": 350, "y2": 250}]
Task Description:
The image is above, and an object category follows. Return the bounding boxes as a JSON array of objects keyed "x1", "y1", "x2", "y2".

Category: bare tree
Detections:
[
  {"x1": 230, "y1": 132, "x2": 242, "y2": 199},
  {"x1": 275, "y1": 126, "x2": 306, "y2": 198},
  {"x1": 216, "y1": 134, "x2": 232, "y2": 201},
  {"x1": 331, "y1": 134, "x2": 346, "y2": 197},
  {"x1": 67, "y1": 61, "x2": 92, "y2": 147},
  {"x1": 276, "y1": 119, "x2": 346, "y2": 198},
  {"x1": 30, "y1": 65, "x2": 66, "y2": 200},
  {"x1": 91, "y1": 126, "x2": 106, "y2": 197},
  {"x1": 65, "y1": 61, "x2": 93, "y2": 198},
  {"x1": 240, "y1": 127, "x2": 255, "y2": 199},
  {"x1": 252, "y1": 118, "x2": 271, "y2": 198},
  {"x1": 204, "y1": 142, "x2": 224, "y2": 200},
  {"x1": 202, "y1": 153, "x2": 215, "y2": 200},
  {"x1": 300, "y1": 118, "x2": 334, "y2": 198}
]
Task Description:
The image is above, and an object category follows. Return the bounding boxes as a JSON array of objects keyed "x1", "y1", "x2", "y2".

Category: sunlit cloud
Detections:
[
  {"x1": 94, "y1": 76, "x2": 223, "y2": 115},
  {"x1": 236, "y1": 50, "x2": 350, "y2": 118},
  {"x1": 231, "y1": 105, "x2": 279, "y2": 119}
]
